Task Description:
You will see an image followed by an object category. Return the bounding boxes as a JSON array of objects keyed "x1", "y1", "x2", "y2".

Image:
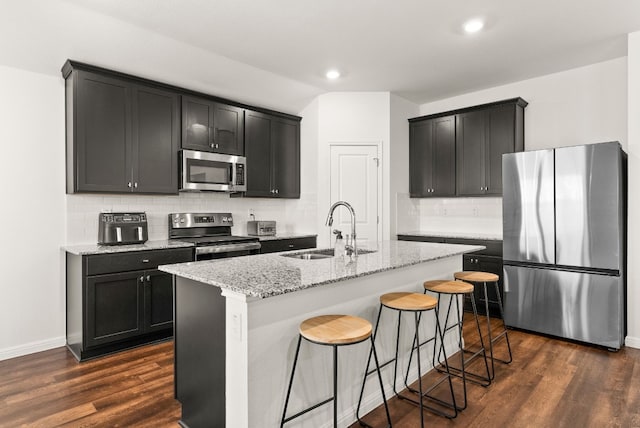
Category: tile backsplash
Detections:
[
  {"x1": 66, "y1": 192, "x2": 317, "y2": 244},
  {"x1": 395, "y1": 194, "x2": 502, "y2": 237}
]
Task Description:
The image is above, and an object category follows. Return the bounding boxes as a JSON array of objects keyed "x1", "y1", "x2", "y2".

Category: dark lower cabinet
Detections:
[
  {"x1": 259, "y1": 236, "x2": 317, "y2": 254},
  {"x1": 66, "y1": 247, "x2": 193, "y2": 361}
]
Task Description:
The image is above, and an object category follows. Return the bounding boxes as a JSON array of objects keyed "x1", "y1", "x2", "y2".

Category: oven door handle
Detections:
[{"x1": 195, "y1": 242, "x2": 262, "y2": 255}]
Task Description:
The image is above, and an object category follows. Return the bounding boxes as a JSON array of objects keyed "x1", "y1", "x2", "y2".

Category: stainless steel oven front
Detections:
[{"x1": 180, "y1": 150, "x2": 246, "y2": 192}]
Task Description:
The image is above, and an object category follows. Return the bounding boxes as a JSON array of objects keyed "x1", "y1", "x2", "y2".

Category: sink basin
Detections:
[{"x1": 280, "y1": 248, "x2": 377, "y2": 260}]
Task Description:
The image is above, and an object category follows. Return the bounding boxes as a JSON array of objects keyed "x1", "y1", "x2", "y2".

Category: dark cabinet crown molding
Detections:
[
  {"x1": 61, "y1": 59, "x2": 302, "y2": 122},
  {"x1": 408, "y1": 97, "x2": 528, "y2": 123}
]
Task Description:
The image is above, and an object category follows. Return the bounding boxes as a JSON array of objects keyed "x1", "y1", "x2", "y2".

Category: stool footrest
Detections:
[
  {"x1": 435, "y1": 364, "x2": 491, "y2": 387},
  {"x1": 282, "y1": 397, "x2": 334, "y2": 424},
  {"x1": 396, "y1": 390, "x2": 457, "y2": 419}
]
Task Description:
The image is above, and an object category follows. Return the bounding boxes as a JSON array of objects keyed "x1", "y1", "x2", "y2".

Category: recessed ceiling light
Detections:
[
  {"x1": 326, "y1": 69, "x2": 340, "y2": 80},
  {"x1": 463, "y1": 19, "x2": 484, "y2": 34}
]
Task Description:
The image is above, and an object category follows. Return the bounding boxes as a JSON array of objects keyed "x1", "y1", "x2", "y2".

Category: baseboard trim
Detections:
[
  {"x1": 0, "y1": 336, "x2": 66, "y2": 361},
  {"x1": 625, "y1": 335, "x2": 640, "y2": 349}
]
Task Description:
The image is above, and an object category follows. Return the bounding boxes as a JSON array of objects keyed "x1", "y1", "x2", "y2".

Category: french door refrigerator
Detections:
[{"x1": 502, "y1": 141, "x2": 627, "y2": 349}]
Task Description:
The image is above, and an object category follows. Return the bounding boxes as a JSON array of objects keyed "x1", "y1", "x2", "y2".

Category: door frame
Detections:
[{"x1": 328, "y1": 141, "x2": 383, "y2": 243}]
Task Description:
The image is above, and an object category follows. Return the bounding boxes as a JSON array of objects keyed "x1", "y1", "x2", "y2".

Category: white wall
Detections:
[
  {"x1": 626, "y1": 32, "x2": 640, "y2": 348},
  {"x1": 315, "y1": 92, "x2": 391, "y2": 247},
  {"x1": 0, "y1": 66, "x2": 67, "y2": 359},
  {"x1": 0, "y1": 1, "x2": 322, "y2": 114},
  {"x1": 406, "y1": 57, "x2": 628, "y2": 238},
  {"x1": 389, "y1": 95, "x2": 419, "y2": 238},
  {"x1": 420, "y1": 57, "x2": 628, "y2": 151}
]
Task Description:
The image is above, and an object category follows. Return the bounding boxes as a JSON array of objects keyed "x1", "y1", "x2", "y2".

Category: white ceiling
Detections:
[{"x1": 63, "y1": 0, "x2": 640, "y2": 104}]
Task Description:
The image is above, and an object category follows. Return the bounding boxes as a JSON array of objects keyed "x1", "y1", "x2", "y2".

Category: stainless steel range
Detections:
[{"x1": 169, "y1": 213, "x2": 261, "y2": 260}]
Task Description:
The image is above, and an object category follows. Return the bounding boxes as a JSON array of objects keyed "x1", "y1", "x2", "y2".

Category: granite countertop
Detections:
[
  {"x1": 64, "y1": 240, "x2": 194, "y2": 255},
  {"x1": 255, "y1": 234, "x2": 317, "y2": 241},
  {"x1": 398, "y1": 231, "x2": 503, "y2": 241},
  {"x1": 159, "y1": 240, "x2": 484, "y2": 299}
]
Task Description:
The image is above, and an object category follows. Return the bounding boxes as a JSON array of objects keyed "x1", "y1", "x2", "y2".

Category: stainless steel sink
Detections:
[{"x1": 280, "y1": 248, "x2": 376, "y2": 260}]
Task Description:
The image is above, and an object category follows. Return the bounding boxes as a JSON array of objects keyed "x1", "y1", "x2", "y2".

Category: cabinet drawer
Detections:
[
  {"x1": 86, "y1": 248, "x2": 193, "y2": 275},
  {"x1": 260, "y1": 237, "x2": 316, "y2": 254}
]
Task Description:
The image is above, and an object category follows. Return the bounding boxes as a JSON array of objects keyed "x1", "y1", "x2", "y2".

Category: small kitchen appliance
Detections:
[
  {"x1": 98, "y1": 212, "x2": 148, "y2": 245},
  {"x1": 247, "y1": 220, "x2": 276, "y2": 236},
  {"x1": 180, "y1": 150, "x2": 246, "y2": 192},
  {"x1": 169, "y1": 213, "x2": 261, "y2": 260}
]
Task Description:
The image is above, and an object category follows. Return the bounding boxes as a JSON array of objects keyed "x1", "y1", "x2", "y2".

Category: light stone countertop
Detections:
[
  {"x1": 159, "y1": 240, "x2": 484, "y2": 298},
  {"x1": 255, "y1": 234, "x2": 317, "y2": 241},
  {"x1": 398, "y1": 231, "x2": 503, "y2": 241},
  {"x1": 64, "y1": 240, "x2": 194, "y2": 255}
]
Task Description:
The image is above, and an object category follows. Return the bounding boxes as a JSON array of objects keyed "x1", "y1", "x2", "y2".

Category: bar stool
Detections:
[
  {"x1": 422, "y1": 280, "x2": 491, "y2": 410},
  {"x1": 357, "y1": 292, "x2": 457, "y2": 428},
  {"x1": 453, "y1": 271, "x2": 513, "y2": 379},
  {"x1": 281, "y1": 314, "x2": 391, "y2": 428}
]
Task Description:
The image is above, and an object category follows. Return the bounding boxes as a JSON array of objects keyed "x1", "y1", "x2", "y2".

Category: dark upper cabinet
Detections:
[
  {"x1": 132, "y1": 86, "x2": 180, "y2": 194},
  {"x1": 64, "y1": 65, "x2": 179, "y2": 194},
  {"x1": 409, "y1": 98, "x2": 526, "y2": 198},
  {"x1": 181, "y1": 95, "x2": 244, "y2": 155},
  {"x1": 456, "y1": 103, "x2": 522, "y2": 196},
  {"x1": 74, "y1": 72, "x2": 133, "y2": 193},
  {"x1": 244, "y1": 110, "x2": 301, "y2": 198},
  {"x1": 409, "y1": 115, "x2": 455, "y2": 197}
]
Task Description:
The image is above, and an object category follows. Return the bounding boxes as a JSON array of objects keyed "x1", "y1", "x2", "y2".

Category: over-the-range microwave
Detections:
[{"x1": 180, "y1": 149, "x2": 246, "y2": 192}]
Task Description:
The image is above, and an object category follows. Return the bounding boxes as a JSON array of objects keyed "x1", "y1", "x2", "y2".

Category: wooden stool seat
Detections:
[
  {"x1": 454, "y1": 271, "x2": 499, "y2": 283},
  {"x1": 380, "y1": 292, "x2": 437, "y2": 311},
  {"x1": 299, "y1": 315, "x2": 372, "y2": 345},
  {"x1": 425, "y1": 279, "x2": 474, "y2": 295}
]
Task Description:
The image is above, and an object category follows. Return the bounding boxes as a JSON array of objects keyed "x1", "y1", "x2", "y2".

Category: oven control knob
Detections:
[{"x1": 222, "y1": 217, "x2": 228, "y2": 222}]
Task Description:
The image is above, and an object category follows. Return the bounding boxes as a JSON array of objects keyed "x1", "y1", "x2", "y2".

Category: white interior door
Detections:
[{"x1": 330, "y1": 144, "x2": 380, "y2": 245}]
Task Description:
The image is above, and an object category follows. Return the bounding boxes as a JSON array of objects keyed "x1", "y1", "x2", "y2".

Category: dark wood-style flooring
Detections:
[{"x1": 1, "y1": 315, "x2": 639, "y2": 427}]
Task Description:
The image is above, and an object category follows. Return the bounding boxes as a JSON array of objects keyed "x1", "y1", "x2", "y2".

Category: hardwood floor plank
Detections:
[{"x1": 1, "y1": 318, "x2": 639, "y2": 427}]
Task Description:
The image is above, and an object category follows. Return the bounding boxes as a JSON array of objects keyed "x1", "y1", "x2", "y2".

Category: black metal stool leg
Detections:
[
  {"x1": 414, "y1": 312, "x2": 425, "y2": 428},
  {"x1": 370, "y1": 335, "x2": 392, "y2": 427},
  {"x1": 333, "y1": 345, "x2": 338, "y2": 428},
  {"x1": 483, "y1": 281, "x2": 496, "y2": 380},
  {"x1": 492, "y1": 280, "x2": 513, "y2": 364},
  {"x1": 281, "y1": 335, "x2": 303, "y2": 428}
]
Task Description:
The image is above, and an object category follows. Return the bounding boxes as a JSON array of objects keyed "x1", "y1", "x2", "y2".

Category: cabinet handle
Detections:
[
  {"x1": 275, "y1": 189, "x2": 279, "y2": 194},
  {"x1": 134, "y1": 182, "x2": 138, "y2": 188},
  {"x1": 288, "y1": 244, "x2": 294, "y2": 248},
  {"x1": 127, "y1": 182, "x2": 132, "y2": 188},
  {"x1": 146, "y1": 275, "x2": 151, "y2": 281},
  {"x1": 142, "y1": 259, "x2": 150, "y2": 263},
  {"x1": 139, "y1": 275, "x2": 144, "y2": 282}
]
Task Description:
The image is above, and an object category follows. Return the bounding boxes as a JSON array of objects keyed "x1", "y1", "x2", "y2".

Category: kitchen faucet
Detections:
[{"x1": 325, "y1": 201, "x2": 357, "y2": 256}]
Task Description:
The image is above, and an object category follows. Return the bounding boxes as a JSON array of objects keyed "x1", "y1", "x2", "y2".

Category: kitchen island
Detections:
[{"x1": 160, "y1": 240, "x2": 483, "y2": 428}]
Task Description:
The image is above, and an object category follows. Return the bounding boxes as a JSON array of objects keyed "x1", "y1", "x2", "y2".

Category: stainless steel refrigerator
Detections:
[{"x1": 502, "y1": 141, "x2": 627, "y2": 349}]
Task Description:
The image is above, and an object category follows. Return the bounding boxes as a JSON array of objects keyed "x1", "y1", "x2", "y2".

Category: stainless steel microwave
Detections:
[{"x1": 180, "y1": 150, "x2": 246, "y2": 192}]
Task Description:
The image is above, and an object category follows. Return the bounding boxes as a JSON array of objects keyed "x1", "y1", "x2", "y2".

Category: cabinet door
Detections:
[
  {"x1": 271, "y1": 117, "x2": 300, "y2": 198},
  {"x1": 244, "y1": 111, "x2": 274, "y2": 197},
  {"x1": 409, "y1": 120, "x2": 433, "y2": 197},
  {"x1": 132, "y1": 85, "x2": 179, "y2": 194},
  {"x1": 85, "y1": 272, "x2": 143, "y2": 348},
  {"x1": 431, "y1": 116, "x2": 456, "y2": 197},
  {"x1": 456, "y1": 110, "x2": 486, "y2": 196},
  {"x1": 182, "y1": 96, "x2": 214, "y2": 151},
  {"x1": 75, "y1": 71, "x2": 132, "y2": 192},
  {"x1": 212, "y1": 103, "x2": 244, "y2": 155},
  {"x1": 485, "y1": 105, "x2": 515, "y2": 195},
  {"x1": 143, "y1": 270, "x2": 174, "y2": 332}
]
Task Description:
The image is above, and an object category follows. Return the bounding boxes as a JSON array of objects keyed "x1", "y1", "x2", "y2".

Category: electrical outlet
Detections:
[
  {"x1": 248, "y1": 209, "x2": 255, "y2": 218},
  {"x1": 473, "y1": 207, "x2": 479, "y2": 217}
]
